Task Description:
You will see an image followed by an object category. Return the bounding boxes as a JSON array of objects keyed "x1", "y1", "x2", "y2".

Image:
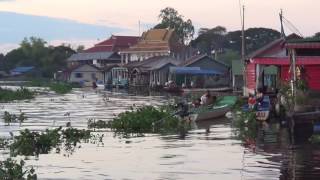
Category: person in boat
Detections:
[
  {"x1": 200, "y1": 90, "x2": 212, "y2": 105},
  {"x1": 192, "y1": 98, "x2": 201, "y2": 108},
  {"x1": 248, "y1": 94, "x2": 256, "y2": 109},
  {"x1": 256, "y1": 88, "x2": 264, "y2": 104}
]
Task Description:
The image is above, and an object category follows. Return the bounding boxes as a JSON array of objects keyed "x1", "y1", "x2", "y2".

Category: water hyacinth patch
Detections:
[
  {"x1": 3, "y1": 111, "x2": 27, "y2": 126},
  {"x1": 232, "y1": 110, "x2": 258, "y2": 142},
  {"x1": 0, "y1": 158, "x2": 37, "y2": 180},
  {"x1": 0, "y1": 87, "x2": 34, "y2": 102},
  {"x1": 110, "y1": 106, "x2": 189, "y2": 136},
  {"x1": 10, "y1": 127, "x2": 92, "y2": 157},
  {"x1": 27, "y1": 79, "x2": 79, "y2": 94},
  {"x1": 87, "y1": 119, "x2": 110, "y2": 130}
]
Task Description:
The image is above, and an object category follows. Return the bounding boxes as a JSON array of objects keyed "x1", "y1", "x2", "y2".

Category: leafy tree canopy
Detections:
[
  {"x1": 191, "y1": 27, "x2": 281, "y2": 63},
  {"x1": 154, "y1": 7, "x2": 194, "y2": 44},
  {"x1": 2, "y1": 37, "x2": 75, "y2": 78}
]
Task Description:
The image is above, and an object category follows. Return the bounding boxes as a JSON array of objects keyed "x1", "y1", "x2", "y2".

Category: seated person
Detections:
[
  {"x1": 200, "y1": 90, "x2": 212, "y2": 105},
  {"x1": 192, "y1": 98, "x2": 201, "y2": 108},
  {"x1": 248, "y1": 94, "x2": 256, "y2": 109},
  {"x1": 256, "y1": 88, "x2": 264, "y2": 104}
]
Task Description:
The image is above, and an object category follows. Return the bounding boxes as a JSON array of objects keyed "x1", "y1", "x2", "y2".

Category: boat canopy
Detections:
[{"x1": 170, "y1": 67, "x2": 222, "y2": 75}]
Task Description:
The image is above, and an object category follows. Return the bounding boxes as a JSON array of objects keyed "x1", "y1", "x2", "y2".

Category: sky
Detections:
[{"x1": 0, "y1": 0, "x2": 319, "y2": 54}]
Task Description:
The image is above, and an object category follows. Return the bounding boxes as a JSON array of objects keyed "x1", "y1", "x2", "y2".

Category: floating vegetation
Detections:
[
  {"x1": 10, "y1": 127, "x2": 92, "y2": 157},
  {"x1": 27, "y1": 79, "x2": 80, "y2": 94},
  {"x1": 0, "y1": 138, "x2": 9, "y2": 149},
  {"x1": 87, "y1": 119, "x2": 110, "y2": 129},
  {"x1": 0, "y1": 158, "x2": 37, "y2": 180},
  {"x1": 3, "y1": 111, "x2": 27, "y2": 126},
  {"x1": 0, "y1": 87, "x2": 34, "y2": 102},
  {"x1": 110, "y1": 106, "x2": 189, "y2": 136},
  {"x1": 48, "y1": 82, "x2": 73, "y2": 94},
  {"x1": 232, "y1": 110, "x2": 258, "y2": 142}
]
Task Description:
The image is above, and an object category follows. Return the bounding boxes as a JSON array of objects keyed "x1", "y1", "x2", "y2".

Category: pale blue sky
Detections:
[{"x1": 0, "y1": 0, "x2": 319, "y2": 53}]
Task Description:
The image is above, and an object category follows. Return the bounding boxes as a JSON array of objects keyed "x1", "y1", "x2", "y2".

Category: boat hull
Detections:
[{"x1": 190, "y1": 106, "x2": 231, "y2": 122}]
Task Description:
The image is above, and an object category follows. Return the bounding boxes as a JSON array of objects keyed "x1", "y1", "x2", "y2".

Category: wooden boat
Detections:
[
  {"x1": 189, "y1": 96, "x2": 237, "y2": 122},
  {"x1": 242, "y1": 96, "x2": 271, "y2": 121}
]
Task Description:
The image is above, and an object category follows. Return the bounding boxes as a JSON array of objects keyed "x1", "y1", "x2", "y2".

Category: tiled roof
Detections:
[
  {"x1": 84, "y1": 35, "x2": 139, "y2": 53},
  {"x1": 121, "y1": 29, "x2": 184, "y2": 53}
]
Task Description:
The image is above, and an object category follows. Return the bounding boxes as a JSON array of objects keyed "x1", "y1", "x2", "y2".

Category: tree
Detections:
[
  {"x1": 76, "y1": 45, "x2": 85, "y2": 52},
  {"x1": 154, "y1": 7, "x2": 194, "y2": 44},
  {"x1": 3, "y1": 37, "x2": 75, "y2": 78},
  {"x1": 313, "y1": 32, "x2": 320, "y2": 38},
  {"x1": 191, "y1": 26, "x2": 228, "y2": 55},
  {"x1": 226, "y1": 28, "x2": 281, "y2": 54}
]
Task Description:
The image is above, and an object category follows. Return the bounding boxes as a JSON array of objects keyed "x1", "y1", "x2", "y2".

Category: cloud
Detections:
[{"x1": 0, "y1": 11, "x2": 127, "y2": 44}]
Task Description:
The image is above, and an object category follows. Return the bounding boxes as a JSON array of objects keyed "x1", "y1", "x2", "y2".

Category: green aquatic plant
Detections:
[
  {"x1": 10, "y1": 127, "x2": 92, "y2": 157},
  {"x1": 0, "y1": 158, "x2": 37, "y2": 180},
  {"x1": 87, "y1": 119, "x2": 110, "y2": 129},
  {"x1": 0, "y1": 87, "x2": 34, "y2": 102},
  {"x1": 0, "y1": 138, "x2": 9, "y2": 149},
  {"x1": 48, "y1": 82, "x2": 73, "y2": 94},
  {"x1": 110, "y1": 106, "x2": 187, "y2": 136},
  {"x1": 232, "y1": 110, "x2": 258, "y2": 142},
  {"x1": 27, "y1": 79, "x2": 79, "y2": 94},
  {"x1": 3, "y1": 111, "x2": 27, "y2": 126}
]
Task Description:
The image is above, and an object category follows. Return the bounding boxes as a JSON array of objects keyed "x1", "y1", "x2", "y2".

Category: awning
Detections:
[
  {"x1": 170, "y1": 67, "x2": 222, "y2": 75},
  {"x1": 251, "y1": 57, "x2": 320, "y2": 65}
]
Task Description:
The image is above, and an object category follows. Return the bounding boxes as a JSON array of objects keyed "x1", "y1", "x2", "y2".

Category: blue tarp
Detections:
[
  {"x1": 10, "y1": 66, "x2": 34, "y2": 75},
  {"x1": 170, "y1": 67, "x2": 222, "y2": 75}
]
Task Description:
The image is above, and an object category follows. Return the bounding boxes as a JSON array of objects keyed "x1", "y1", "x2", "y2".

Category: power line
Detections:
[{"x1": 282, "y1": 17, "x2": 304, "y2": 37}]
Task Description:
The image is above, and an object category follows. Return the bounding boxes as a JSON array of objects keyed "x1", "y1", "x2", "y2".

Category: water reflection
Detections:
[{"x1": 0, "y1": 87, "x2": 320, "y2": 179}]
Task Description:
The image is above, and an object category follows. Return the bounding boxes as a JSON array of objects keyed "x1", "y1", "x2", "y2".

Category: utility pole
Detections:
[
  {"x1": 279, "y1": 9, "x2": 285, "y2": 38},
  {"x1": 241, "y1": 5, "x2": 247, "y2": 96},
  {"x1": 138, "y1": 20, "x2": 141, "y2": 36}
]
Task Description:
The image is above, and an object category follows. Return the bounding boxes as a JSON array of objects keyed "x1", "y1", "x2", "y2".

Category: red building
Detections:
[
  {"x1": 83, "y1": 35, "x2": 139, "y2": 53},
  {"x1": 245, "y1": 34, "x2": 320, "y2": 94},
  {"x1": 68, "y1": 35, "x2": 139, "y2": 68}
]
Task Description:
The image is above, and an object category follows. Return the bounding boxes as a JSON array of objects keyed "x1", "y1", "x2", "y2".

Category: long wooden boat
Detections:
[
  {"x1": 242, "y1": 96, "x2": 271, "y2": 121},
  {"x1": 189, "y1": 96, "x2": 237, "y2": 122}
]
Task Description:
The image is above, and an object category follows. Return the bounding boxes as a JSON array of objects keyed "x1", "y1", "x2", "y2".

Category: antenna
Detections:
[{"x1": 279, "y1": 9, "x2": 286, "y2": 38}]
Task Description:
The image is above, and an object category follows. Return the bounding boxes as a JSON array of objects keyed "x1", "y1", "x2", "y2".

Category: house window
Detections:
[{"x1": 75, "y1": 73, "x2": 83, "y2": 78}]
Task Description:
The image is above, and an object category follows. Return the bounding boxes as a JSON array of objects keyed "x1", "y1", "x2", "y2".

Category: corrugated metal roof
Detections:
[
  {"x1": 180, "y1": 54, "x2": 229, "y2": 67},
  {"x1": 170, "y1": 67, "x2": 222, "y2": 75},
  {"x1": 125, "y1": 56, "x2": 180, "y2": 72},
  {"x1": 11, "y1": 66, "x2": 34, "y2": 73},
  {"x1": 68, "y1": 52, "x2": 118, "y2": 61}
]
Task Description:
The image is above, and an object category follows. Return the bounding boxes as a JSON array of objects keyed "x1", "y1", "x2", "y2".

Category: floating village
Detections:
[{"x1": 1, "y1": 6, "x2": 320, "y2": 180}]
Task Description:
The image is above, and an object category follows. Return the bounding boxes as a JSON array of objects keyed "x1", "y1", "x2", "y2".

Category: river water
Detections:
[{"x1": 0, "y1": 88, "x2": 320, "y2": 180}]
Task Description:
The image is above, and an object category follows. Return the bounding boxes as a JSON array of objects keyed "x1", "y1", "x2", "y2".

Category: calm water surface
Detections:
[{"x1": 0, "y1": 87, "x2": 320, "y2": 180}]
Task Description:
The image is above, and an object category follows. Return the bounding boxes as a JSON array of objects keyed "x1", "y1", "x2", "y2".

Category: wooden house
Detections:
[
  {"x1": 244, "y1": 34, "x2": 320, "y2": 94},
  {"x1": 124, "y1": 56, "x2": 180, "y2": 87},
  {"x1": 172, "y1": 55, "x2": 230, "y2": 88},
  {"x1": 68, "y1": 64, "x2": 104, "y2": 86}
]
